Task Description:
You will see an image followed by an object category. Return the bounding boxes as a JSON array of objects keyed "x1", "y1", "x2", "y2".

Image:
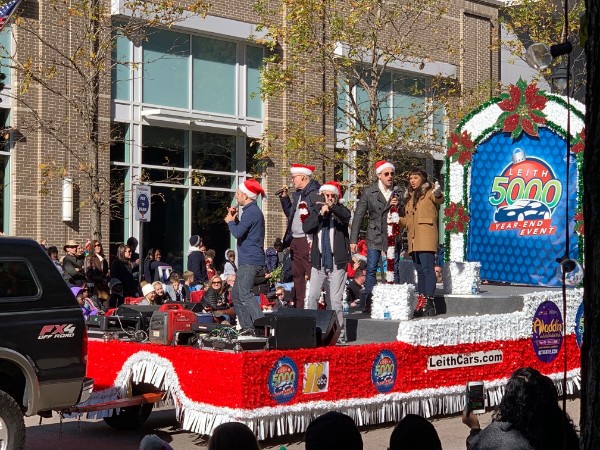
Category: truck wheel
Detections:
[
  {"x1": 103, "y1": 403, "x2": 153, "y2": 430},
  {"x1": 0, "y1": 390, "x2": 25, "y2": 450}
]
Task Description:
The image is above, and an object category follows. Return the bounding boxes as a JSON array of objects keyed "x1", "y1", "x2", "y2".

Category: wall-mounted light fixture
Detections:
[{"x1": 62, "y1": 177, "x2": 73, "y2": 222}]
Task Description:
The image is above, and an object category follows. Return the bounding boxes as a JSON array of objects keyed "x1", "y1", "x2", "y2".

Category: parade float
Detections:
[{"x1": 82, "y1": 80, "x2": 585, "y2": 439}]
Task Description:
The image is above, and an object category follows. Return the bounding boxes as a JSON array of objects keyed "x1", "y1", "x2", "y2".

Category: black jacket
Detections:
[
  {"x1": 187, "y1": 249, "x2": 208, "y2": 285},
  {"x1": 303, "y1": 198, "x2": 352, "y2": 270},
  {"x1": 280, "y1": 178, "x2": 321, "y2": 247},
  {"x1": 110, "y1": 259, "x2": 138, "y2": 297}
]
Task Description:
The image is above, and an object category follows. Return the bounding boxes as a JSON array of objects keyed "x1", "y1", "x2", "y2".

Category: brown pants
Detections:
[{"x1": 290, "y1": 236, "x2": 311, "y2": 309}]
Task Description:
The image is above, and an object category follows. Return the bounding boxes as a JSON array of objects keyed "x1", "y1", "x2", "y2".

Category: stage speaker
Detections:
[
  {"x1": 254, "y1": 314, "x2": 317, "y2": 349},
  {"x1": 274, "y1": 308, "x2": 341, "y2": 346},
  {"x1": 116, "y1": 305, "x2": 160, "y2": 331}
]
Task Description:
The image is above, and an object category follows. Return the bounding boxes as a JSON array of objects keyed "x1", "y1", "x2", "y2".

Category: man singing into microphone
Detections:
[
  {"x1": 225, "y1": 179, "x2": 266, "y2": 332},
  {"x1": 303, "y1": 181, "x2": 351, "y2": 341},
  {"x1": 349, "y1": 160, "x2": 399, "y2": 314},
  {"x1": 278, "y1": 164, "x2": 320, "y2": 308}
]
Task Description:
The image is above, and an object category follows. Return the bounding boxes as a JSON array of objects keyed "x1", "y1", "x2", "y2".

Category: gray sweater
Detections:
[{"x1": 467, "y1": 422, "x2": 533, "y2": 450}]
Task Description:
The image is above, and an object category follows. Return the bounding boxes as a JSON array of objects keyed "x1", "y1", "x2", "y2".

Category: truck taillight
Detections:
[{"x1": 82, "y1": 326, "x2": 88, "y2": 363}]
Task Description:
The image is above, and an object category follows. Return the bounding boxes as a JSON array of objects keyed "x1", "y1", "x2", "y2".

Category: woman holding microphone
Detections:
[{"x1": 401, "y1": 168, "x2": 444, "y2": 317}]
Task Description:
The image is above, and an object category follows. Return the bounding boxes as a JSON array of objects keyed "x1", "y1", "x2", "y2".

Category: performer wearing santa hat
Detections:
[
  {"x1": 225, "y1": 179, "x2": 266, "y2": 331},
  {"x1": 277, "y1": 163, "x2": 321, "y2": 308},
  {"x1": 349, "y1": 161, "x2": 399, "y2": 314},
  {"x1": 303, "y1": 181, "x2": 351, "y2": 341}
]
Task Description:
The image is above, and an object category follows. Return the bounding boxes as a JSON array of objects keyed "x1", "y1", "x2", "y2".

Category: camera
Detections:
[{"x1": 466, "y1": 381, "x2": 485, "y2": 414}]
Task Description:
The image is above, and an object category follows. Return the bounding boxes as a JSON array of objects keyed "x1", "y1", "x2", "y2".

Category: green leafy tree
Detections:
[
  {"x1": 500, "y1": 0, "x2": 585, "y2": 96},
  {"x1": 253, "y1": 0, "x2": 462, "y2": 189},
  {"x1": 3, "y1": 0, "x2": 209, "y2": 240}
]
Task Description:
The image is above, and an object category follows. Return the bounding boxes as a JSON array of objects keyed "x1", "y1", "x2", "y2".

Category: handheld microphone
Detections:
[{"x1": 274, "y1": 185, "x2": 292, "y2": 196}]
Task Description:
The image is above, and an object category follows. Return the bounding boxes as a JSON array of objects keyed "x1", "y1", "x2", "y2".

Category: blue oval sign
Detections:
[
  {"x1": 371, "y1": 350, "x2": 397, "y2": 393},
  {"x1": 268, "y1": 357, "x2": 298, "y2": 404}
]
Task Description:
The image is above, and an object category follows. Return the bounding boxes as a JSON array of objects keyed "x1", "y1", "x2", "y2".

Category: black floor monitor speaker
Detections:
[
  {"x1": 263, "y1": 309, "x2": 341, "y2": 346},
  {"x1": 116, "y1": 305, "x2": 160, "y2": 331},
  {"x1": 254, "y1": 314, "x2": 317, "y2": 349}
]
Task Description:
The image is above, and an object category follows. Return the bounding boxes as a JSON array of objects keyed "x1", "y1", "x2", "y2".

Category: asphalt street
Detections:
[{"x1": 24, "y1": 398, "x2": 580, "y2": 449}]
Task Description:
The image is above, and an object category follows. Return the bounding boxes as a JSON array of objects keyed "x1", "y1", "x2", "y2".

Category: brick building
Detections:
[{"x1": 0, "y1": 0, "x2": 502, "y2": 271}]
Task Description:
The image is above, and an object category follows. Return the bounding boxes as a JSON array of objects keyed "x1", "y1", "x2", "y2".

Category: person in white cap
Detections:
[
  {"x1": 277, "y1": 163, "x2": 321, "y2": 308},
  {"x1": 349, "y1": 160, "x2": 399, "y2": 313},
  {"x1": 303, "y1": 181, "x2": 351, "y2": 341},
  {"x1": 224, "y1": 179, "x2": 266, "y2": 331},
  {"x1": 139, "y1": 283, "x2": 156, "y2": 305}
]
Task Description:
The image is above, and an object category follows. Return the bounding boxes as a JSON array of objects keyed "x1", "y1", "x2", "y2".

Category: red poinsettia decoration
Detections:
[
  {"x1": 447, "y1": 130, "x2": 475, "y2": 165},
  {"x1": 444, "y1": 202, "x2": 469, "y2": 234},
  {"x1": 574, "y1": 210, "x2": 584, "y2": 235},
  {"x1": 495, "y1": 78, "x2": 547, "y2": 139},
  {"x1": 571, "y1": 128, "x2": 586, "y2": 154}
]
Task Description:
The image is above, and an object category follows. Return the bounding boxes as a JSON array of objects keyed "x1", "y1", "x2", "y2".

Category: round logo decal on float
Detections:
[
  {"x1": 268, "y1": 357, "x2": 299, "y2": 404},
  {"x1": 371, "y1": 350, "x2": 397, "y2": 393},
  {"x1": 532, "y1": 301, "x2": 563, "y2": 363},
  {"x1": 575, "y1": 302, "x2": 584, "y2": 348}
]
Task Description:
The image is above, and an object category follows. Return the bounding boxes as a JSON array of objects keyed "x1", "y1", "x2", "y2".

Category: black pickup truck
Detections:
[{"x1": 0, "y1": 237, "x2": 93, "y2": 450}]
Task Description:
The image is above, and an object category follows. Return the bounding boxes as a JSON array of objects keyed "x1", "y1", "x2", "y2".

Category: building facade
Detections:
[{"x1": 1, "y1": 0, "x2": 502, "y2": 271}]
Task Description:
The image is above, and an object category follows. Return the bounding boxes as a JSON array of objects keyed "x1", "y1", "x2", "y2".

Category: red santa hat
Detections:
[
  {"x1": 290, "y1": 163, "x2": 315, "y2": 176},
  {"x1": 375, "y1": 160, "x2": 395, "y2": 175},
  {"x1": 238, "y1": 179, "x2": 265, "y2": 199},
  {"x1": 319, "y1": 181, "x2": 343, "y2": 198}
]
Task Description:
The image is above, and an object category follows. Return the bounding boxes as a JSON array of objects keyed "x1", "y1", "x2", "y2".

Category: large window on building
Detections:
[
  {"x1": 112, "y1": 29, "x2": 131, "y2": 101},
  {"x1": 337, "y1": 69, "x2": 445, "y2": 141},
  {"x1": 132, "y1": 28, "x2": 263, "y2": 118},
  {"x1": 143, "y1": 29, "x2": 190, "y2": 108},
  {"x1": 192, "y1": 36, "x2": 236, "y2": 115},
  {"x1": 109, "y1": 123, "x2": 130, "y2": 255},
  {"x1": 142, "y1": 126, "x2": 187, "y2": 185},
  {"x1": 246, "y1": 46, "x2": 263, "y2": 119},
  {"x1": 191, "y1": 131, "x2": 236, "y2": 189}
]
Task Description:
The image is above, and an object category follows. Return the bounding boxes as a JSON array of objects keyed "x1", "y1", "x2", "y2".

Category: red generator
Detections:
[{"x1": 149, "y1": 304, "x2": 198, "y2": 345}]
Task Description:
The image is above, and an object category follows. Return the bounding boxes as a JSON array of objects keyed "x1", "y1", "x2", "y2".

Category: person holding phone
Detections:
[
  {"x1": 463, "y1": 367, "x2": 578, "y2": 450},
  {"x1": 400, "y1": 168, "x2": 443, "y2": 317},
  {"x1": 303, "y1": 181, "x2": 351, "y2": 340}
]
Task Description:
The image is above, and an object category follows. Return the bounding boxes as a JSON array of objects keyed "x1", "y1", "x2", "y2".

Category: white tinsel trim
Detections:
[
  {"x1": 85, "y1": 350, "x2": 580, "y2": 439},
  {"x1": 443, "y1": 261, "x2": 480, "y2": 294},
  {"x1": 371, "y1": 283, "x2": 415, "y2": 320},
  {"x1": 449, "y1": 234, "x2": 464, "y2": 263},
  {"x1": 386, "y1": 246, "x2": 395, "y2": 260},
  {"x1": 397, "y1": 289, "x2": 582, "y2": 346},
  {"x1": 449, "y1": 162, "x2": 465, "y2": 204}
]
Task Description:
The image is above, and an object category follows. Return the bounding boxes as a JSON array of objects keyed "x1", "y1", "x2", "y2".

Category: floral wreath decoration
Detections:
[{"x1": 443, "y1": 78, "x2": 586, "y2": 263}]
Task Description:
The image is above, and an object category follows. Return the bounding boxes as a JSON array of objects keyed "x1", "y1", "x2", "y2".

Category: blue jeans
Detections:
[
  {"x1": 232, "y1": 264, "x2": 265, "y2": 329},
  {"x1": 411, "y1": 251, "x2": 436, "y2": 297},
  {"x1": 365, "y1": 248, "x2": 382, "y2": 295}
]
